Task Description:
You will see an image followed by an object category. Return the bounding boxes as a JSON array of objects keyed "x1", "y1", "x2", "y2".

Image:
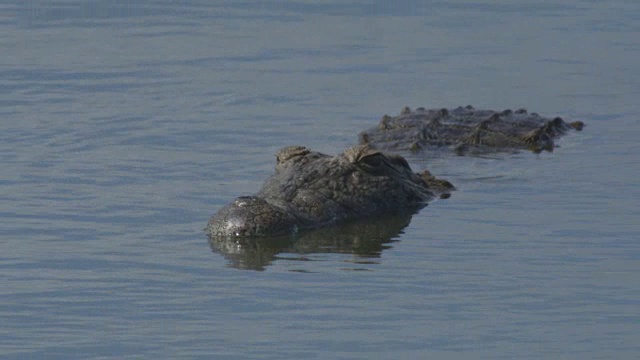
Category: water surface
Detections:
[{"x1": 2, "y1": 1, "x2": 639, "y2": 358}]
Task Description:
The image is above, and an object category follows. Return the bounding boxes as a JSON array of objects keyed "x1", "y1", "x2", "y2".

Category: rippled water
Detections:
[{"x1": 2, "y1": 1, "x2": 639, "y2": 358}]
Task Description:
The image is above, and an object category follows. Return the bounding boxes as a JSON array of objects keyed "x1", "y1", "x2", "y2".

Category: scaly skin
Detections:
[
  {"x1": 207, "y1": 144, "x2": 453, "y2": 237},
  {"x1": 359, "y1": 105, "x2": 585, "y2": 155}
]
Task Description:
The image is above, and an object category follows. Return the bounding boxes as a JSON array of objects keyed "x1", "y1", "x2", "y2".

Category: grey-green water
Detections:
[{"x1": 2, "y1": 1, "x2": 639, "y2": 358}]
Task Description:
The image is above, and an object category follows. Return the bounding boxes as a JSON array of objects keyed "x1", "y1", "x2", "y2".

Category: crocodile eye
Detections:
[
  {"x1": 387, "y1": 154, "x2": 410, "y2": 169},
  {"x1": 276, "y1": 146, "x2": 310, "y2": 164},
  {"x1": 358, "y1": 153, "x2": 385, "y2": 168}
]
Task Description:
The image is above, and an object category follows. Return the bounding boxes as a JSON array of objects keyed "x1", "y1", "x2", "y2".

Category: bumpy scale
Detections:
[
  {"x1": 207, "y1": 144, "x2": 453, "y2": 237},
  {"x1": 359, "y1": 105, "x2": 584, "y2": 155}
]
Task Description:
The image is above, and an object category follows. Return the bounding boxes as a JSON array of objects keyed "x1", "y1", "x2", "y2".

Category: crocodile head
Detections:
[{"x1": 207, "y1": 144, "x2": 453, "y2": 237}]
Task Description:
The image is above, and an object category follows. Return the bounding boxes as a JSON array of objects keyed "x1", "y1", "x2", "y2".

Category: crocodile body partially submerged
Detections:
[
  {"x1": 207, "y1": 144, "x2": 453, "y2": 238},
  {"x1": 208, "y1": 105, "x2": 584, "y2": 243},
  {"x1": 359, "y1": 106, "x2": 584, "y2": 155}
]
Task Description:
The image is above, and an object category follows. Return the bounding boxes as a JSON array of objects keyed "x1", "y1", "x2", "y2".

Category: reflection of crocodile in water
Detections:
[
  {"x1": 359, "y1": 105, "x2": 584, "y2": 155},
  {"x1": 209, "y1": 213, "x2": 414, "y2": 271},
  {"x1": 207, "y1": 144, "x2": 453, "y2": 238}
]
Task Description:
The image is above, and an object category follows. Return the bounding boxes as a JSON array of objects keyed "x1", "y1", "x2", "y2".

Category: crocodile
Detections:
[
  {"x1": 207, "y1": 105, "x2": 584, "y2": 242},
  {"x1": 359, "y1": 105, "x2": 584, "y2": 155},
  {"x1": 207, "y1": 144, "x2": 453, "y2": 238}
]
